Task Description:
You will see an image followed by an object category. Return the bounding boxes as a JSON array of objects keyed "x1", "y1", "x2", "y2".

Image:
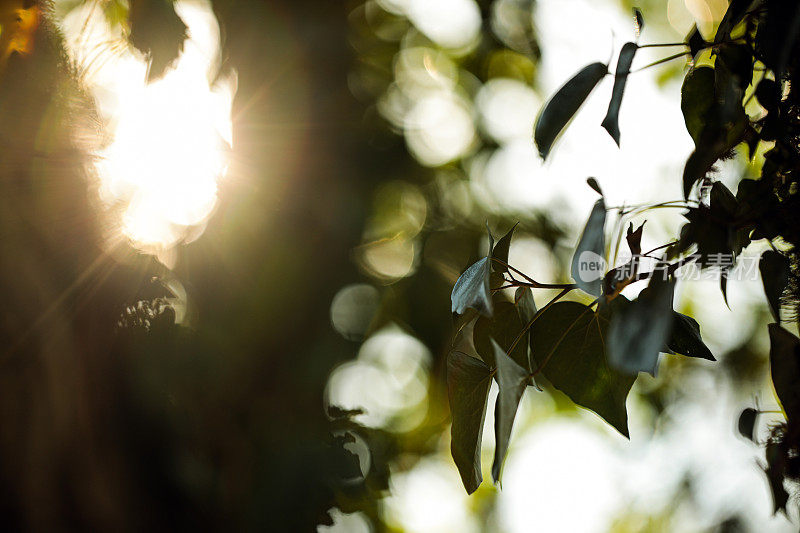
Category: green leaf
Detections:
[
  {"x1": 686, "y1": 26, "x2": 707, "y2": 59},
  {"x1": 737, "y1": 407, "x2": 758, "y2": 441},
  {"x1": 681, "y1": 66, "x2": 716, "y2": 145},
  {"x1": 491, "y1": 339, "x2": 529, "y2": 483},
  {"x1": 666, "y1": 312, "x2": 715, "y2": 361},
  {"x1": 608, "y1": 274, "x2": 675, "y2": 376},
  {"x1": 768, "y1": 324, "x2": 800, "y2": 424},
  {"x1": 447, "y1": 351, "x2": 492, "y2": 494},
  {"x1": 452, "y1": 258, "x2": 493, "y2": 317},
  {"x1": 714, "y1": 0, "x2": 754, "y2": 45},
  {"x1": 474, "y1": 301, "x2": 528, "y2": 369},
  {"x1": 530, "y1": 300, "x2": 636, "y2": 437},
  {"x1": 601, "y1": 42, "x2": 638, "y2": 146},
  {"x1": 760, "y1": 251, "x2": 790, "y2": 322},
  {"x1": 534, "y1": 62, "x2": 608, "y2": 159},
  {"x1": 492, "y1": 223, "x2": 518, "y2": 273},
  {"x1": 681, "y1": 60, "x2": 748, "y2": 196},
  {"x1": 514, "y1": 287, "x2": 536, "y2": 324},
  {"x1": 571, "y1": 198, "x2": 607, "y2": 297}
]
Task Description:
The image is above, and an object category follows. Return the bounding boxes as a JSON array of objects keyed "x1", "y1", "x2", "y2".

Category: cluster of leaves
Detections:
[
  {"x1": 448, "y1": 196, "x2": 714, "y2": 493},
  {"x1": 446, "y1": 0, "x2": 800, "y2": 509}
]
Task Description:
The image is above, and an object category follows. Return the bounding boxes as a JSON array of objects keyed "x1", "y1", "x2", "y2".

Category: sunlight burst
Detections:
[{"x1": 61, "y1": 0, "x2": 235, "y2": 255}]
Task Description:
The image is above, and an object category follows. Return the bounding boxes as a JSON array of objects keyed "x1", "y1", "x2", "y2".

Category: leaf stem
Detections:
[
  {"x1": 492, "y1": 258, "x2": 576, "y2": 290},
  {"x1": 638, "y1": 42, "x2": 689, "y2": 48},
  {"x1": 630, "y1": 51, "x2": 691, "y2": 73}
]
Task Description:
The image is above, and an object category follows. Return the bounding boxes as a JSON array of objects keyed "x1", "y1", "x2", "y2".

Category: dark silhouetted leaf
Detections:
[
  {"x1": 737, "y1": 407, "x2": 758, "y2": 441},
  {"x1": 721, "y1": 269, "x2": 730, "y2": 309},
  {"x1": 492, "y1": 223, "x2": 518, "y2": 273},
  {"x1": 714, "y1": 0, "x2": 754, "y2": 45},
  {"x1": 681, "y1": 66, "x2": 716, "y2": 145},
  {"x1": 686, "y1": 26, "x2": 707, "y2": 59},
  {"x1": 447, "y1": 351, "x2": 492, "y2": 494},
  {"x1": 601, "y1": 42, "x2": 638, "y2": 146},
  {"x1": 666, "y1": 312, "x2": 715, "y2": 361},
  {"x1": 633, "y1": 8, "x2": 644, "y2": 38},
  {"x1": 530, "y1": 300, "x2": 635, "y2": 437},
  {"x1": 608, "y1": 274, "x2": 675, "y2": 376},
  {"x1": 534, "y1": 62, "x2": 607, "y2": 159},
  {"x1": 710, "y1": 181, "x2": 739, "y2": 218},
  {"x1": 474, "y1": 301, "x2": 528, "y2": 369},
  {"x1": 760, "y1": 251, "x2": 789, "y2": 322},
  {"x1": 571, "y1": 198, "x2": 607, "y2": 297},
  {"x1": 586, "y1": 177, "x2": 603, "y2": 196},
  {"x1": 765, "y1": 439, "x2": 790, "y2": 514},
  {"x1": 491, "y1": 339, "x2": 529, "y2": 483},
  {"x1": 768, "y1": 324, "x2": 800, "y2": 424},
  {"x1": 755, "y1": 78, "x2": 780, "y2": 113},
  {"x1": 129, "y1": 0, "x2": 188, "y2": 82},
  {"x1": 626, "y1": 222, "x2": 644, "y2": 256},
  {"x1": 681, "y1": 61, "x2": 748, "y2": 196}
]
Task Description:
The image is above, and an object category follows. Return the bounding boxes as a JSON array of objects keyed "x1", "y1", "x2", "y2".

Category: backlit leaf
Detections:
[
  {"x1": 768, "y1": 324, "x2": 800, "y2": 424},
  {"x1": 608, "y1": 274, "x2": 675, "y2": 376},
  {"x1": 530, "y1": 300, "x2": 635, "y2": 437},
  {"x1": 601, "y1": 42, "x2": 638, "y2": 146},
  {"x1": 474, "y1": 301, "x2": 528, "y2": 369},
  {"x1": 491, "y1": 339, "x2": 529, "y2": 483},
  {"x1": 534, "y1": 62, "x2": 607, "y2": 159},
  {"x1": 447, "y1": 351, "x2": 492, "y2": 494},
  {"x1": 714, "y1": 0, "x2": 754, "y2": 45},
  {"x1": 571, "y1": 198, "x2": 607, "y2": 297},
  {"x1": 492, "y1": 223, "x2": 518, "y2": 273},
  {"x1": 760, "y1": 251, "x2": 790, "y2": 322},
  {"x1": 737, "y1": 407, "x2": 758, "y2": 441},
  {"x1": 666, "y1": 312, "x2": 715, "y2": 361}
]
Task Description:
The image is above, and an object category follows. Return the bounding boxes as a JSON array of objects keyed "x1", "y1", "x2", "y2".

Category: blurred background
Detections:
[{"x1": 0, "y1": 0, "x2": 793, "y2": 531}]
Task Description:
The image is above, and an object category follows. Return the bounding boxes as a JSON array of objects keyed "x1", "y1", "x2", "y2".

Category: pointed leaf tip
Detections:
[{"x1": 452, "y1": 257, "x2": 493, "y2": 317}]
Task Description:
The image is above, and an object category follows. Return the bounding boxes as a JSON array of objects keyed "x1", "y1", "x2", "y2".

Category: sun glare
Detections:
[{"x1": 60, "y1": 0, "x2": 235, "y2": 256}]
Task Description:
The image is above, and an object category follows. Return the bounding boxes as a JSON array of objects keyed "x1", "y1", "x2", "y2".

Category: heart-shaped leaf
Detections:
[
  {"x1": 530, "y1": 300, "x2": 635, "y2": 437},
  {"x1": 447, "y1": 351, "x2": 492, "y2": 494},
  {"x1": 534, "y1": 62, "x2": 608, "y2": 159}
]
